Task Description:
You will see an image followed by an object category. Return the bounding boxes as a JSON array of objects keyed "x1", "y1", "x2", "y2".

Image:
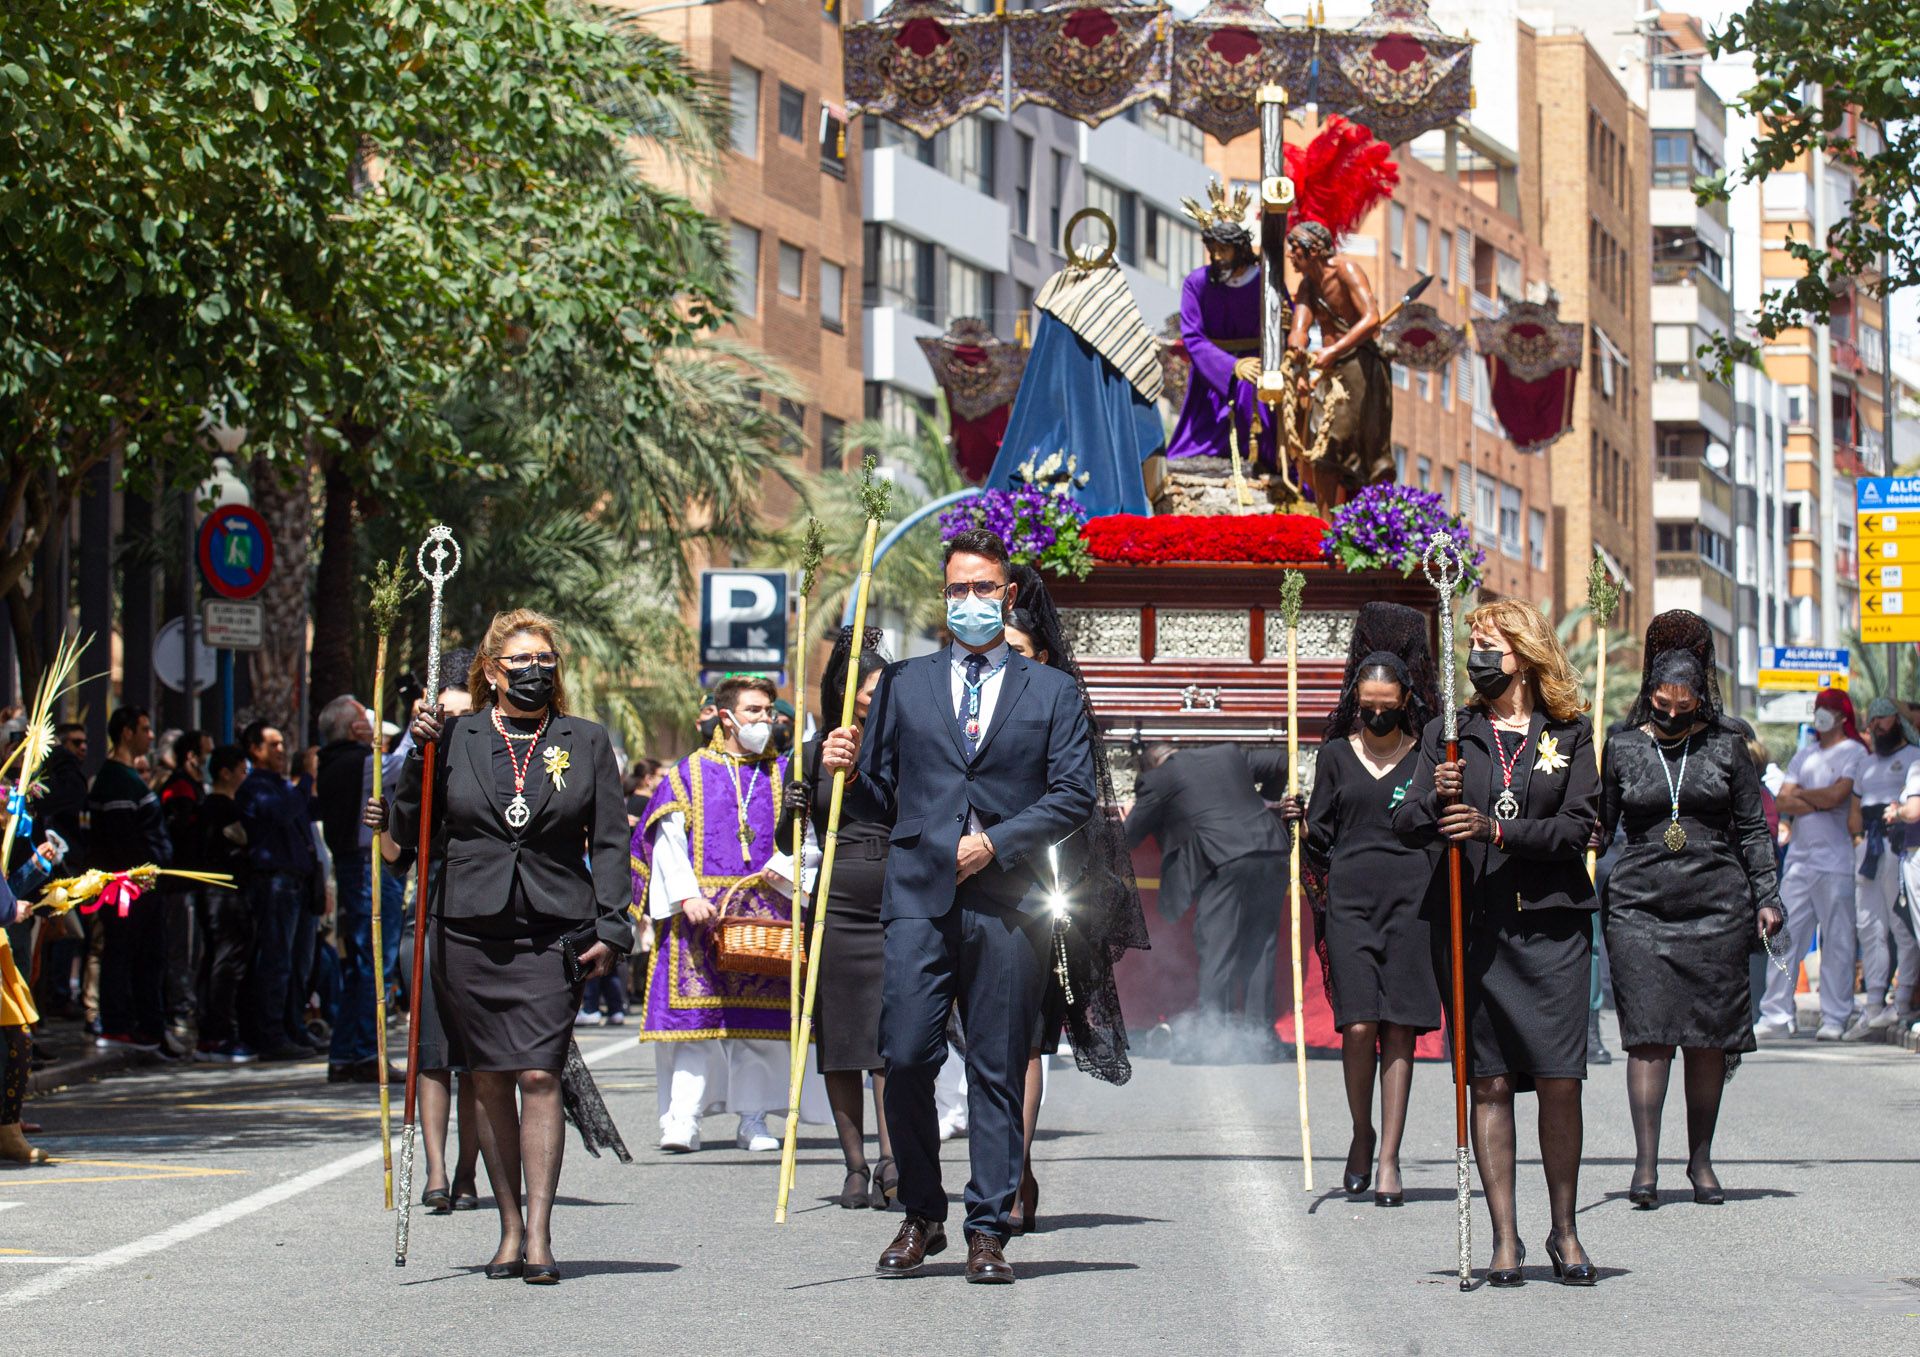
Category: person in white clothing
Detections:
[
  {"x1": 1886, "y1": 753, "x2": 1920, "y2": 1027},
  {"x1": 1849, "y1": 698, "x2": 1915, "y2": 1038},
  {"x1": 1758, "y1": 690, "x2": 1866, "y2": 1040}
]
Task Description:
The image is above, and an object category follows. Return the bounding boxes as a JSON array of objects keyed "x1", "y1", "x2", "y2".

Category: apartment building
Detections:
[
  {"x1": 1206, "y1": 98, "x2": 1556, "y2": 605},
  {"x1": 1530, "y1": 31, "x2": 1655, "y2": 636},
  {"x1": 625, "y1": 0, "x2": 866, "y2": 490},
  {"x1": 863, "y1": 100, "x2": 1212, "y2": 436},
  {"x1": 1732, "y1": 358, "x2": 1791, "y2": 716}
]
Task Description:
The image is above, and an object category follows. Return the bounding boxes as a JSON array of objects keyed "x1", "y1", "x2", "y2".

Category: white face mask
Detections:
[
  {"x1": 1812, "y1": 708, "x2": 1837, "y2": 734},
  {"x1": 733, "y1": 717, "x2": 772, "y2": 756}
]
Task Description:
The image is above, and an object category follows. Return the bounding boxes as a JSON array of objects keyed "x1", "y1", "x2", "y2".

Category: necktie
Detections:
[{"x1": 962, "y1": 653, "x2": 987, "y2": 760}]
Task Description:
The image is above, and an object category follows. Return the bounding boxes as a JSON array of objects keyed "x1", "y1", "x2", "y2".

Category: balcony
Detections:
[
  {"x1": 1653, "y1": 371, "x2": 1735, "y2": 444},
  {"x1": 1654, "y1": 458, "x2": 1733, "y2": 536},
  {"x1": 862, "y1": 305, "x2": 942, "y2": 397},
  {"x1": 863, "y1": 147, "x2": 1009, "y2": 273},
  {"x1": 1080, "y1": 118, "x2": 1212, "y2": 221}
]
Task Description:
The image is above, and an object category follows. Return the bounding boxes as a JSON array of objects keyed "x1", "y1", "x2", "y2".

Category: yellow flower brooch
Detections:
[
  {"x1": 542, "y1": 744, "x2": 570, "y2": 789},
  {"x1": 1534, "y1": 733, "x2": 1568, "y2": 774}
]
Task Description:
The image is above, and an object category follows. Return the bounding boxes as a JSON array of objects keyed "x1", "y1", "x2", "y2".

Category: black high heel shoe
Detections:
[
  {"x1": 485, "y1": 1255, "x2": 525, "y2": 1280},
  {"x1": 870, "y1": 1156, "x2": 898, "y2": 1210},
  {"x1": 839, "y1": 1165, "x2": 873, "y2": 1210},
  {"x1": 1627, "y1": 1180, "x2": 1659, "y2": 1209},
  {"x1": 1374, "y1": 1190, "x2": 1404, "y2": 1207},
  {"x1": 1342, "y1": 1131, "x2": 1376, "y2": 1196},
  {"x1": 523, "y1": 1262, "x2": 561, "y2": 1285},
  {"x1": 423, "y1": 1185, "x2": 453, "y2": 1214},
  {"x1": 450, "y1": 1176, "x2": 480, "y2": 1211},
  {"x1": 1486, "y1": 1242, "x2": 1527, "y2": 1288},
  {"x1": 1545, "y1": 1235, "x2": 1597, "y2": 1287},
  {"x1": 1687, "y1": 1172, "x2": 1724, "y2": 1206}
]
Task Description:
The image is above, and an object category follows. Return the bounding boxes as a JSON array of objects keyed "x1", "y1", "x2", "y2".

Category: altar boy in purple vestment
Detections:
[
  {"x1": 634, "y1": 676, "x2": 804, "y2": 1155},
  {"x1": 1167, "y1": 180, "x2": 1278, "y2": 468}
]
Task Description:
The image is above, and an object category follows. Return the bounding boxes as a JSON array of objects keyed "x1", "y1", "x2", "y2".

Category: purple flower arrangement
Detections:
[
  {"x1": 1321, "y1": 483, "x2": 1484, "y2": 590},
  {"x1": 939, "y1": 483, "x2": 1093, "y2": 580}
]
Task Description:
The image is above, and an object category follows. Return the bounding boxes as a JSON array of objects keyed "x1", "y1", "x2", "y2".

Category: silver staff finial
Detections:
[
  {"x1": 415, "y1": 524, "x2": 462, "y2": 699},
  {"x1": 1423, "y1": 532, "x2": 1465, "y2": 743}
]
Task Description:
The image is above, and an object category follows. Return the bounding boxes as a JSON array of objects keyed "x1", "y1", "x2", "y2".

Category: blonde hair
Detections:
[
  {"x1": 469, "y1": 608, "x2": 569, "y2": 715},
  {"x1": 1465, "y1": 599, "x2": 1588, "y2": 722}
]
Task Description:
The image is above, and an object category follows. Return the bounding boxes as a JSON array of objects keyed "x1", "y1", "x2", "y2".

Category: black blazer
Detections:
[
  {"x1": 391, "y1": 710, "x2": 635, "y2": 952},
  {"x1": 1124, "y1": 743, "x2": 1290, "y2": 921},
  {"x1": 1392, "y1": 707, "x2": 1599, "y2": 915},
  {"x1": 846, "y1": 647, "x2": 1097, "y2": 922}
]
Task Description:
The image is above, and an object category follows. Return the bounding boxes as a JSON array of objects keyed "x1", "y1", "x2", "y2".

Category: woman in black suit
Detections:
[
  {"x1": 1392, "y1": 599, "x2": 1601, "y2": 1287},
  {"x1": 393, "y1": 609, "x2": 633, "y2": 1284}
]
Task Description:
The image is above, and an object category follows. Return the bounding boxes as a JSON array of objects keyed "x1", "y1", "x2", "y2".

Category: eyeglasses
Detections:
[
  {"x1": 943, "y1": 581, "x2": 1008, "y2": 602},
  {"x1": 498, "y1": 651, "x2": 559, "y2": 671}
]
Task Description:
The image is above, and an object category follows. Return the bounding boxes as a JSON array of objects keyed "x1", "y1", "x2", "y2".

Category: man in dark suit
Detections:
[
  {"x1": 1124, "y1": 742, "x2": 1289, "y2": 1056},
  {"x1": 823, "y1": 527, "x2": 1096, "y2": 1285}
]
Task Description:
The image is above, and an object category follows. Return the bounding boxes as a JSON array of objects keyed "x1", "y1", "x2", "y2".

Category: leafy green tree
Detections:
[{"x1": 1703, "y1": 3, "x2": 1920, "y2": 355}]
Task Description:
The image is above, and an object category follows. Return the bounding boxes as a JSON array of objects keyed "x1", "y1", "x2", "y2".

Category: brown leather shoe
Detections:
[
  {"x1": 875, "y1": 1214, "x2": 947, "y2": 1278},
  {"x1": 965, "y1": 1230, "x2": 1015, "y2": 1284}
]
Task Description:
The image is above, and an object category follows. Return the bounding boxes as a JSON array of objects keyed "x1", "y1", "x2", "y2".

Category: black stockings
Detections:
[
  {"x1": 469, "y1": 1068, "x2": 565, "y2": 1268},
  {"x1": 822, "y1": 1069, "x2": 891, "y2": 1174},
  {"x1": 1019, "y1": 1051, "x2": 1045, "y2": 1196},
  {"x1": 1625, "y1": 1044, "x2": 1726, "y2": 1192},
  {"x1": 1470, "y1": 1075, "x2": 1587, "y2": 1270},
  {"x1": 1340, "y1": 1022, "x2": 1417, "y2": 1195},
  {"x1": 420, "y1": 1069, "x2": 480, "y2": 1195}
]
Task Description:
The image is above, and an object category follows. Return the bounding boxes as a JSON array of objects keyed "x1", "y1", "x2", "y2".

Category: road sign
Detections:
[
  {"x1": 201, "y1": 599, "x2": 265, "y2": 651},
  {"x1": 153, "y1": 616, "x2": 217, "y2": 694},
  {"x1": 1856, "y1": 481, "x2": 1920, "y2": 643},
  {"x1": 700, "y1": 569, "x2": 788, "y2": 670},
  {"x1": 1756, "y1": 646, "x2": 1849, "y2": 693},
  {"x1": 198, "y1": 504, "x2": 275, "y2": 600}
]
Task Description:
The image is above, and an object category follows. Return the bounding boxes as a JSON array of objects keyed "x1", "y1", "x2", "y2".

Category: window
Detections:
[
  {"x1": 1441, "y1": 365, "x2": 1453, "y2": 409},
  {"x1": 1392, "y1": 363, "x2": 1410, "y2": 390},
  {"x1": 778, "y1": 84, "x2": 806, "y2": 141},
  {"x1": 1495, "y1": 249, "x2": 1522, "y2": 304},
  {"x1": 1442, "y1": 468, "x2": 1455, "y2": 512},
  {"x1": 1416, "y1": 371, "x2": 1431, "y2": 402},
  {"x1": 820, "y1": 415, "x2": 845, "y2": 471},
  {"x1": 777, "y1": 241, "x2": 804, "y2": 299},
  {"x1": 865, "y1": 116, "x2": 933, "y2": 165},
  {"x1": 1414, "y1": 216, "x2": 1431, "y2": 274},
  {"x1": 1085, "y1": 176, "x2": 1137, "y2": 266},
  {"x1": 729, "y1": 61, "x2": 760, "y2": 159},
  {"x1": 819, "y1": 103, "x2": 847, "y2": 175},
  {"x1": 1393, "y1": 444, "x2": 1408, "y2": 480},
  {"x1": 822, "y1": 0, "x2": 840, "y2": 22},
  {"x1": 1389, "y1": 202, "x2": 1406, "y2": 264},
  {"x1": 947, "y1": 257, "x2": 991, "y2": 325},
  {"x1": 1441, "y1": 228, "x2": 1455, "y2": 287},
  {"x1": 1015, "y1": 282, "x2": 1035, "y2": 344},
  {"x1": 1651, "y1": 132, "x2": 1692, "y2": 188},
  {"x1": 778, "y1": 399, "x2": 806, "y2": 457},
  {"x1": 1014, "y1": 132, "x2": 1034, "y2": 238},
  {"x1": 1783, "y1": 384, "x2": 1808, "y2": 425},
  {"x1": 862, "y1": 224, "x2": 935, "y2": 322},
  {"x1": 948, "y1": 117, "x2": 996, "y2": 196},
  {"x1": 1144, "y1": 208, "x2": 1202, "y2": 283},
  {"x1": 819, "y1": 259, "x2": 844, "y2": 329},
  {"x1": 1416, "y1": 456, "x2": 1432, "y2": 490},
  {"x1": 1476, "y1": 476, "x2": 1498, "y2": 539},
  {"x1": 1528, "y1": 508, "x2": 1547, "y2": 571},
  {"x1": 1499, "y1": 483, "x2": 1522, "y2": 559},
  {"x1": 1049, "y1": 150, "x2": 1070, "y2": 248},
  {"x1": 730, "y1": 222, "x2": 760, "y2": 317},
  {"x1": 865, "y1": 382, "x2": 934, "y2": 438}
]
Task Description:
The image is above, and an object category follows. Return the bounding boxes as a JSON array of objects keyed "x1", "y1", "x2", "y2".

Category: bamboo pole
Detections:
[
  {"x1": 370, "y1": 635, "x2": 395, "y2": 1209},
  {"x1": 1279, "y1": 571, "x2": 1312, "y2": 1191},
  {"x1": 783, "y1": 523, "x2": 826, "y2": 1143},
  {"x1": 777, "y1": 466, "x2": 890, "y2": 1223}
]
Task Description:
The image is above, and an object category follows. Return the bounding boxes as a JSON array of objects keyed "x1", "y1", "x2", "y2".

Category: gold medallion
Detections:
[{"x1": 1662, "y1": 821, "x2": 1687, "y2": 852}]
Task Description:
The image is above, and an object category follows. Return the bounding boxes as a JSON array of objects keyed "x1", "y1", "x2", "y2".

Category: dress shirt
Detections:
[
  {"x1": 235, "y1": 766, "x2": 317, "y2": 878},
  {"x1": 950, "y1": 640, "x2": 1012, "y2": 838}
]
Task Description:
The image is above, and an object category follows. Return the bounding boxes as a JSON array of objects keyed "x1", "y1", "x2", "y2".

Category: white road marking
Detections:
[
  {"x1": 0, "y1": 1143, "x2": 380, "y2": 1309},
  {"x1": 0, "y1": 1203, "x2": 18, "y2": 1213}
]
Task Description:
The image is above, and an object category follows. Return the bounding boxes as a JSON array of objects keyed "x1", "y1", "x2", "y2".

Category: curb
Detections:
[{"x1": 27, "y1": 1044, "x2": 153, "y2": 1097}]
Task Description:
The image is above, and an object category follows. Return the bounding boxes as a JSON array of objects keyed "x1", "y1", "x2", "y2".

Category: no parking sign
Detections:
[{"x1": 198, "y1": 504, "x2": 275, "y2": 600}]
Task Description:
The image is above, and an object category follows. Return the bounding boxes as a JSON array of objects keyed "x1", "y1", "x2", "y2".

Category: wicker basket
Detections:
[{"x1": 713, "y1": 875, "x2": 804, "y2": 978}]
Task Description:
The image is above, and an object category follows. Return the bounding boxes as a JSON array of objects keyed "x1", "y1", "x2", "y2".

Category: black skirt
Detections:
[
  {"x1": 814, "y1": 847, "x2": 887, "y2": 1073},
  {"x1": 434, "y1": 887, "x2": 583, "y2": 1074},
  {"x1": 1453, "y1": 897, "x2": 1592, "y2": 1091}
]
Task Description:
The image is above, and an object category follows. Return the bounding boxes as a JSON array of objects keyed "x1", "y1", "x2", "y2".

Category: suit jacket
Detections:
[
  {"x1": 1391, "y1": 707, "x2": 1599, "y2": 915},
  {"x1": 391, "y1": 710, "x2": 635, "y2": 952},
  {"x1": 1124, "y1": 743, "x2": 1289, "y2": 921},
  {"x1": 846, "y1": 647, "x2": 1097, "y2": 921}
]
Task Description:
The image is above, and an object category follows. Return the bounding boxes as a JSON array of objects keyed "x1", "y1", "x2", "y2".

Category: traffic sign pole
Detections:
[{"x1": 219, "y1": 650, "x2": 234, "y2": 743}]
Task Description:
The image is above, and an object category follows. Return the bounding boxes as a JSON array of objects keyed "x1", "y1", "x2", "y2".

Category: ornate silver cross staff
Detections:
[
  {"x1": 397, "y1": 524, "x2": 461, "y2": 1267},
  {"x1": 1423, "y1": 530, "x2": 1474, "y2": 1291}
]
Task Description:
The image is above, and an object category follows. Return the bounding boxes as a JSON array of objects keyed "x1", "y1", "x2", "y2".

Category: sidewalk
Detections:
[{"x1": 23, "y1": 1012, "x2": 158, "y2": 1098}]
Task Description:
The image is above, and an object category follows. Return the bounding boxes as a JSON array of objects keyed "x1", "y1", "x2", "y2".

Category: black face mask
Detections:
[
  {"x1": 1874, "y1": 729, "x2": 1906, "y2": 755},
  {"x1": 1467, "y1": 649, "x2": 1513, "y2": 700},
  {"x1": 1651, "y1": 707, "x2": 1695, "y2": 737},
  {"x1": 1360, "y1": 707, "x2": 1403, "y2": 736},
  {"x1": 503, "y1": 664, "x2": 556, "y2": 711},
  {"x1": 697, "y1": 714, "x2": 721, "y2": 744},
  {"x1": 773, "y1": 719, "x2": 795, "y2": 756}
]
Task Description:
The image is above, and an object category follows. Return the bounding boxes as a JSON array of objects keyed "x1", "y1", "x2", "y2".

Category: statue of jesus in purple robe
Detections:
[{"x1": 1167, "y1": 188, "x2": 1278, "y2": 467}]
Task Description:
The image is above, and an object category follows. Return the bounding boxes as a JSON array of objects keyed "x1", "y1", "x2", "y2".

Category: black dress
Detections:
[
  {"x1": 1305, "y1": 736, "x2": 1442, "y2": 1032},
  {"x1": 1600, "y1": 723, "x2": 1780, "y2": 1055},
  {"x1": 805, "y1": 739, "x2": 888, "y2": 1073},
  {"x1": 1393, "y1": 708, "x2": 1600, "y2": 1090}
]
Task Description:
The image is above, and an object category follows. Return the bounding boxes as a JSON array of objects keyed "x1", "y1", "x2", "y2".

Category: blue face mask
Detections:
[{"x1": 946, "y1": 592, "x2": 1006, "y2": 648}]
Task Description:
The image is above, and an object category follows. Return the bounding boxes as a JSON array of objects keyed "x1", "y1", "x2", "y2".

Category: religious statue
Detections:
[{"x1": 1166, "y1": 180, "x2": 1275, "y2": 472}]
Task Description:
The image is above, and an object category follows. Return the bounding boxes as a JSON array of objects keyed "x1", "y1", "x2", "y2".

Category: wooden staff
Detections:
[
  {"x1": 1422, "y1": 532, "x2": 1472, "y2": 1291},
  {"x1": 366, "y1": 556, "x2": 419, "y2": 1211},
  {"x1": 786, "y1": 523, "x2": 826, "y2": 1080},
  {"x1": 776, "y1": 462, "x2": 891, "y2": 1223},
  {"x1": 397, "y1": 525, "x2": 460, "y2": 1267},
  {"x1": 1279, "y1": 570, "x2": 1313, "y2": 1191}
]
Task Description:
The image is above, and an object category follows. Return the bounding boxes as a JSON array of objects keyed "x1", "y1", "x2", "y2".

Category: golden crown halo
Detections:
[{"x1": 1180, "y1": 179, "x2": 1254, "y2": 231}]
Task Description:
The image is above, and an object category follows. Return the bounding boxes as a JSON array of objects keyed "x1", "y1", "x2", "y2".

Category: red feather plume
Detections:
[{"x1": 1284, "y1": 116, "x2": 1400, "y2": 241}]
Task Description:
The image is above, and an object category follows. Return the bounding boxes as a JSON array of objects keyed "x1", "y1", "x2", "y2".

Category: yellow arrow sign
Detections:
[
  {"x1": 1860, "y1": 564, "x2": 1907, "y2": 590},
  {"x1": 1757, "y1": 668, "x2": 1850, "y2": 693},
  {"x1": 1857, "y1": 512, "x2": 1920, "y2": 537},
  {"x1": 1859, "y1": 538, "x2": 1920, "y2": 562},
  {"x1": 1861, "y1": 615, "x2": 1920, "y2": 644},
  {"x1": 1863, "y1": 590, "x2": 1919, "y2": 616}
]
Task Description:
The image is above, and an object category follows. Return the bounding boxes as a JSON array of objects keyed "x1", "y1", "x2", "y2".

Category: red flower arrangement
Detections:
[{"x1": 1081, "y1": 514, "x2": 1331, "y2": 566}]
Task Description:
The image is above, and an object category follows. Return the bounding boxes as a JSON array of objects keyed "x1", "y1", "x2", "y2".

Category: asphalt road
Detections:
[{"x1": 2, "y1": 1019, "x2": 1915, "y2": 1355}]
